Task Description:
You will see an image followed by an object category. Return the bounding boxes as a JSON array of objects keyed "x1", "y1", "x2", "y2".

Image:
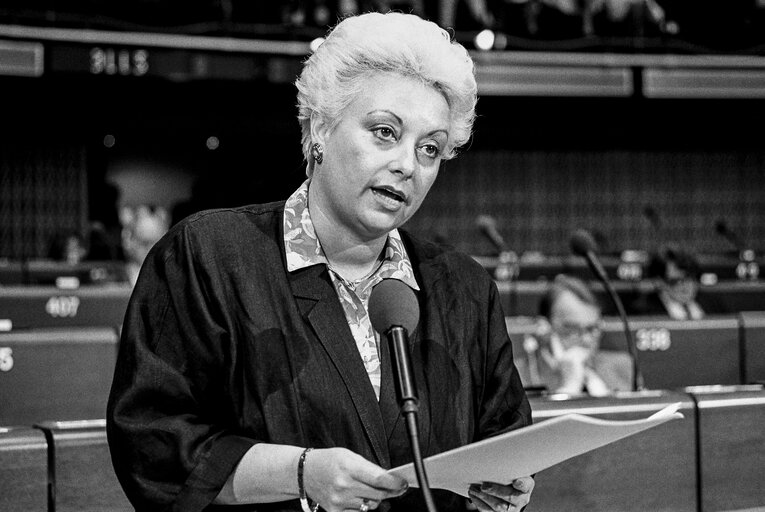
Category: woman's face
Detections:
[{"x1": 309, "y1": 73, "x2": 450, "y2": 241}]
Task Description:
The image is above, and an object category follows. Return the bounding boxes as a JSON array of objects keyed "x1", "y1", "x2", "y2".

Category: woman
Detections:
[{"x1": 107, "y1": 12, "x2": 533, "y2": 512}]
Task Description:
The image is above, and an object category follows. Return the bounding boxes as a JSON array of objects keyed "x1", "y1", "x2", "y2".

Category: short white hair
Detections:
[{"x1": 295, "y1": 11, "x2": 477, "y2": 167}]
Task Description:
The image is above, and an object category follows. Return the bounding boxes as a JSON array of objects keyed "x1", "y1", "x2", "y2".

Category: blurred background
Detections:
[
  {"x1": 2, "y1": 3, "x2": 765, "y2": 512},
  {"x1": 1, "y1": 0, "x2": 765, "y2": 262}
]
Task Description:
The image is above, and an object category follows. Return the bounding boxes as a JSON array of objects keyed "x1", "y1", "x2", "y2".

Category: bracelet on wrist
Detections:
[{"x1": 298, "y1": 447, "x2": 318, "y2": 512}]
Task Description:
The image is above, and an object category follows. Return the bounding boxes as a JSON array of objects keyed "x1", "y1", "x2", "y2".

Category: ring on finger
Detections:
[{"x1": 359, "y1": 498, "x2": 370, "y2": 512}]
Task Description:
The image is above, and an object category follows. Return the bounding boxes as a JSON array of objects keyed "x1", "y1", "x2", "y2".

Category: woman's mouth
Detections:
[{"x1": 372, "y1": 186, "x2": 407, "y2": 204}]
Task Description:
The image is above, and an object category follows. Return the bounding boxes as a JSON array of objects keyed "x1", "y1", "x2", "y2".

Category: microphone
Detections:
[
  {"x1": 642, "y1": 206, "x2": 661, "y2": 231},
  {"x1": 369, "y1": 279, "x2": 421, "y2": 410},
  {"x1": 475, "y1": 214, "x2": 507, "y2": 252},
  {"x1": 715, "y1": 219, "x2": 759, "y2": 280},
  {"x1": 570, "y1": 229, "x2": 645, "y2": 392},
  {"x1": 715, "y1": 218, "x2": 744, "y2": 253},
  {"x1": 476, "y1": 215, "x2": 518, "y2": 281},
  {"x1": 369, "y1": 279, "x2": 437, "y2": 512}
]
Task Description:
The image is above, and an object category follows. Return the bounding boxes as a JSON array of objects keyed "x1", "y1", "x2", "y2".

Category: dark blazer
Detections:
[{"x1": 106, "y1": 202, "x2": 531, "y2": 512}]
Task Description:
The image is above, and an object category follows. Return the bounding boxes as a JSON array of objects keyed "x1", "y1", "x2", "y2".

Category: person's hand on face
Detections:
[
  {"x1": 468, "y1": 477, "x2": 535, "y2": 512},
  {"x1": 540, "y1": 332, "x2": 590, "y2": 392},
  {"x1": 302, "y1": 447, "x2": 409, "y2": 512}
]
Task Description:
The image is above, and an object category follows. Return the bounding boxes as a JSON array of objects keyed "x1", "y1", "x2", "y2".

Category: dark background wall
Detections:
[
  {"x1": 1, "y1": 74, "x2": 763, "y2": 260},
  {"x1": 405, "y1": 96, "x2": 765, "y2": 256}
]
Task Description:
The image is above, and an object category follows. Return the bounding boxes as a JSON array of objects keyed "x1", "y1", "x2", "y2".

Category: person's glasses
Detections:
[{"x1": 553, "y1": 322, "x2": 602, "y2": 340}]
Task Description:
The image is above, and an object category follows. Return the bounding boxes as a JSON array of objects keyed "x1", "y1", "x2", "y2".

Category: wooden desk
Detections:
[
  {"x1": 740, "y1": 311, "x2": 765, "y2": 384},
  {"x1": 601, "y1": 316, "x2": 741, "y2": 390},
  {"x1": 0, "y1": 327, "x2": 119, "y2": 425},
  {"x1": 496, "y1": 280, "x2": 644, "y2": 317},
  {"x1": 528, "y1": 391, "x2": 697, "y2": 512},
  {"x1": 0, "y1": 284, "x2": 131, "y2": 331},
  {"x1": 699, "y1": 280, "x2": 765, "y2": 315},
  {"x1": 688, "y1": 386, "x2": 765, "y2": 512},
  {"x1": 0, "y1": 426, "x2": 48, "y2": 511},
  {"x1": 36, "y1": 420, "x2": 133, "y2": 512}
]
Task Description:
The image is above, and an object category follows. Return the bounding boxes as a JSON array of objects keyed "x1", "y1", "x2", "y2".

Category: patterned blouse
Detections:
[{"x1": 284, "y1": 180, "x2": 420, "y2": 399}]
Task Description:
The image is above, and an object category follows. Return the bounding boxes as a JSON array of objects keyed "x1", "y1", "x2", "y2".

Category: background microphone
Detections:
[
  {"x1": 570, "y1": 229, "x2": 645, "y2": 392},
  {"x1": 369, "y1": 279, "x2": 438, "y2": 512},
  {"x1": 642, "y1": 206, "x2": 661, "y2": 231},
  {"x1": 715, "y1": 218, "x2": 744, "y2": 253},
  {"x1": 476, "y1": 215, "x2": 518, "y2": 281},
  {"x1": 475, "y1": 214, "x2": 507, "y2": 253}
]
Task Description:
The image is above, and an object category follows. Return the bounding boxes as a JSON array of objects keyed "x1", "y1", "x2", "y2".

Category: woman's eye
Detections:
[
  {"x1": 374, "y1": 127, "x2": 396, "y2": 140},
  {"x1": 421, "y1": 144, "x2": 440, "y2": 158}
]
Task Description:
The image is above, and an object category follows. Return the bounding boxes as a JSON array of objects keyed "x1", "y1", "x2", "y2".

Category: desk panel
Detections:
[
  {"x1": 529, "y1": 391, "x2": 697, "y2": 512},
  {"x1": 498, "y1": 280, "x2": 643, "y2": 317},
  {"x1": 690, "y1": 386, "x2": 765, "y2": 512},
  {"x1": 0, "y1": 284, "x2": 131, "y2": 330},
  {"x1": 36, "y1": 420, "x2": 133, "y2": 512},
  {"x1": 739, "y1": 311, "x2": 765, "y2": 384},
  {"x1": 699, "y1": 281, "x2": 765, "y2": 315},
  {"x1": 0, "y1": 328, "x2": 119, "y2": 425},
  {"x1": 0, "y1": 426, "x2": 48, "y2": 511},
  {"x1": 601, "y1": 316, "x2": 740, "y2": 390}
]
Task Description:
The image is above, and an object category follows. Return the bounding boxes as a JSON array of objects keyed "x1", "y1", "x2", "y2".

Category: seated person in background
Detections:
[
  {"x1": 516, "y1": 274, "x2": 634, "y2": 396},
  {"x1": 632, "y1": 245, "x2": 706, "y2": 320},
  {"x1": 47, "y1": 230, "x2": 88, "y2": 265},
  {"x1": 120, "y1": 204, "x2": 170, "y2": 287}
]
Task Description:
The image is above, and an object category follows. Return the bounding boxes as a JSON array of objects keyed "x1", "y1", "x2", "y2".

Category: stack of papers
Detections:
[{"x1": 388, "y1": 402, "x2": 684, "y2": 497}]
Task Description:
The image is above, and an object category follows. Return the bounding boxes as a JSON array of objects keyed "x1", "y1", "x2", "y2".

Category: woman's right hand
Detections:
[{"x1": 302, "y1": 447, "x2": 409, "y2": 511}]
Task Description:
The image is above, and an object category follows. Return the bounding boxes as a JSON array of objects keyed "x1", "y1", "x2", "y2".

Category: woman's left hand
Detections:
[{"x1": 467, "y1": 476, "x2": 535, "y2": 512}]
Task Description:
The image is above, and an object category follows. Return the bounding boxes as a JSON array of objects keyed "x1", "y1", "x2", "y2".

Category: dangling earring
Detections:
[{"x1": 311, "y1": 143, "x2": 324, "y2": 165}]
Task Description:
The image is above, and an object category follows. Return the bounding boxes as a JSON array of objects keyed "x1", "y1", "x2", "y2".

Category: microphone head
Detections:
[
  {"x1": 714, "y1": 218, "x2": 728, "y2": 235},
  {"x1": 475, "y1": 214, "x2": 496, "y2": 231},
  {"x1": 643, "y1": 206, "x2": 661, "y2": 229},
  {"x1": 368, "y1": 279, "x2": 420, "y2": 335},
  {"x1": 570, "y1": 229, "x2": 598, "y2": 257}
]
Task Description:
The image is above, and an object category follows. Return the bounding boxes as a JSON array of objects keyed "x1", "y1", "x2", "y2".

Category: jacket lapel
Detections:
[{"x1": 288, "y1": 264, "x2": 390, "y2": 467}]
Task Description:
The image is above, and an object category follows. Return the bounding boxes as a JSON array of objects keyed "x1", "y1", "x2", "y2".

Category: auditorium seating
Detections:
[
  {"x1": 0, "y1": 260, "x2": 128, "y2": 287},
  {"x1": 507, "y1": 314, "x2": 748, "y2": 391},
  {"x1": 0, "y1": 284, "x2": 132, "y2": 331},
  {"x1": 740, "y1": 311, "x2": 765, "y2": 384},
  {"x1": 0, "y1": 386, "x2": 761, "y2": 511},
  {"x1": 701, "y1": 281, "x2": 765, "y2": 317},
  {"x1": 35, "y1": 420, "x2": 133, "y2": 512},
  {"x1": 529, "y1": 391, "x2": 697, "y2": 512},
  {"x1": 690, "y1": 385, "x2": 765, "y2": 512},
  {"x1": 600, "y1": 316, "x2": 741, "y2": 389},
  {"x1": 497, "y1": 279, "x2": 647, "y2": 317},
  {"x1": 496, "y1": 278, "x2": 765, "y2": 317},
  {"x1": 0, "y1": 426, "x2": 48, "y2": 511},
  {"x1": 477, "y1": 253, "x2": 764, "y2": 287},
  {"x1": 0, "y1": 327, "x2": 119, "y2": 425}
]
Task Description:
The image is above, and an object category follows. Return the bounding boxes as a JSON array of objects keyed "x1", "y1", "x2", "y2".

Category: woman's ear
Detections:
[{"x1": 309, "y1": 112, "x2": 330, "y2": 148}]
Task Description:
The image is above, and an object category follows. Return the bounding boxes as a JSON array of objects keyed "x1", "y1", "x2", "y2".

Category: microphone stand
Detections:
[
  {"x1": 582, "y1": 253, "x2": 646, "y2": 391},
  {"x1": 599, "y1": 276, "x2": 646, "y2": 392},
  {"x1": 387, "y1": 326, "x2": 438, "y2": 512}
]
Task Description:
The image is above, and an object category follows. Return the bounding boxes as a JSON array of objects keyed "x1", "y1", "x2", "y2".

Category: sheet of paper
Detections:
[{"x1": 388, "y1": 402, "x2": 684, "y2": 497}]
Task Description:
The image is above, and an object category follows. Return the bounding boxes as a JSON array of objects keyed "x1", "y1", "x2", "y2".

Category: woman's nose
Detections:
[{"x1": 389, "y1": 143, "x2": 417, "y2": 178}]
